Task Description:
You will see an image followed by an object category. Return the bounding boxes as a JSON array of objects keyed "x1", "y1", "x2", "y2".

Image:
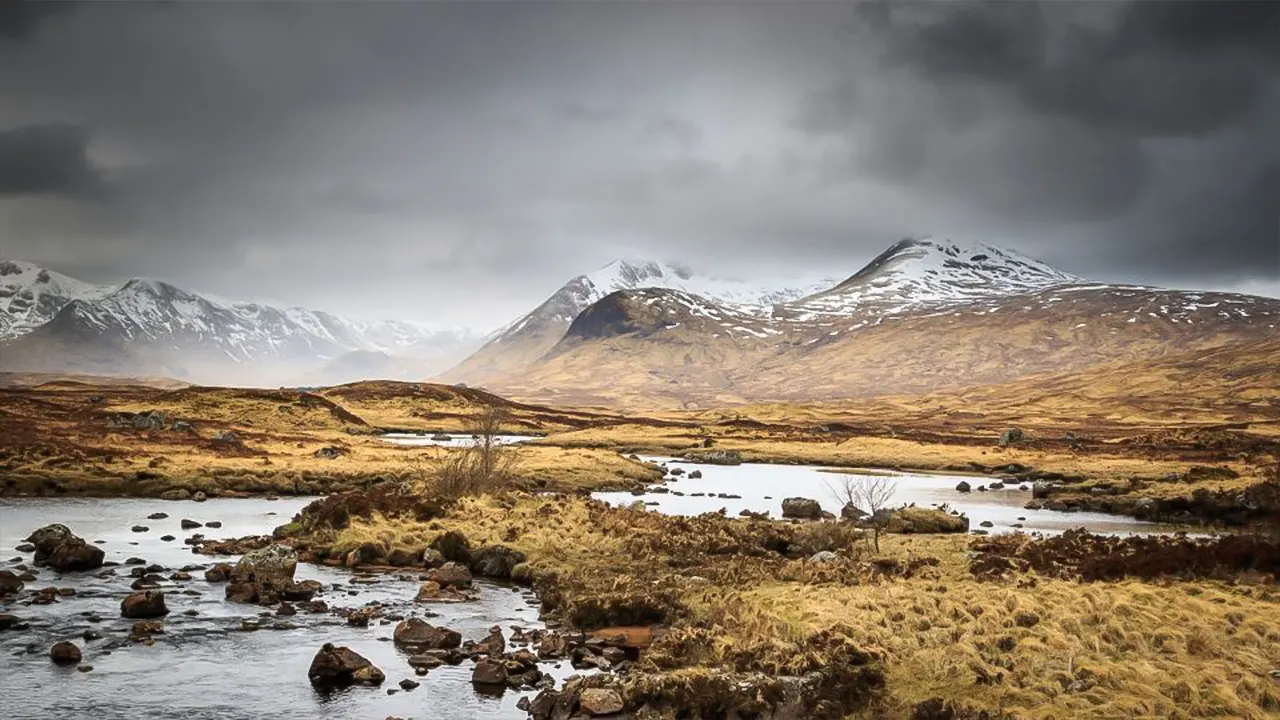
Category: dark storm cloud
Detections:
[
  {"x1": 0, "y1": 1, "x2": 68, "y2": 40},
  {"x1": 0, "y1": 1, "x2": 1276, "y2": 328},
  {"x1": 0, "y1": 124, "x2": 105, "y2": 198}
]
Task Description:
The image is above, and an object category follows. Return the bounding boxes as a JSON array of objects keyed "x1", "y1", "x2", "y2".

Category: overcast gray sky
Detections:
[{"x1": 0, "y1": 1, "x2": 1277, "y2": 328}]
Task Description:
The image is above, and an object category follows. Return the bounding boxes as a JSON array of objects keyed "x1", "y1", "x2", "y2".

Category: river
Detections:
[
  {"x1": 0, "y1": 497, "x2": 564, "y2": 720},
  {"x1": 593, "y1": 456, "x2": 1198, "y2": 536}
]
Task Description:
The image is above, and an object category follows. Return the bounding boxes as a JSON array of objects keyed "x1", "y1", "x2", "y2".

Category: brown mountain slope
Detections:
[{"x1": 481, "y1": 284, "x2": 1280, "y2": 410}]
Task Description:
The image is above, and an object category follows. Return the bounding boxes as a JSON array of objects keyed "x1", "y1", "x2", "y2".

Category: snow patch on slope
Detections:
[{"x1": 0, "y1": 260, "x2": 114, "y2": 340}]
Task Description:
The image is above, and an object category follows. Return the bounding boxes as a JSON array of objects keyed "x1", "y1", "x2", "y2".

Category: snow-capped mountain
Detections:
[
  {"x1": 470, "y1": 238, "x2": 1280, "y2": 407},
  {"x1": 787, "y1": 237, "x2": 1081, "y2": 319},
  {"x1": 0, "y1": 263, "x2": 481, "y2": 385},
  {"x1": 443, "y1": 259, "x2": 839, "y2": 384},
  {"x1": 0, "y1": 260, "x2": 113, "y2": 341}
]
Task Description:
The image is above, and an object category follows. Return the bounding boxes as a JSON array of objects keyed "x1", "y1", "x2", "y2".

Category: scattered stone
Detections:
[
  {"x1": 998, "y1": 428, "x2": 1025, "y2": 447},
  {"x1": 147, "y1": 513, "x2": 169, "y2": 520},
  {"x1": 50, "y1": 641, "x2": 81, "y2": 665},
  {"x1": 979, "y1": 521, "x2": 994, "y2": 528},
  {"x1": 131, "y1": 526, "x2": 149, "y2": 533},
  {"x1": 393, "y1": 618, "x2": 461, "y2": 649},
  {"x1": 204, "y1": 520, "x2": 221, "y2": 528},
  {"x1": 0, "y1": 570, "x2": 23, "y2": 595},
  {"x1": 25, "y1": 525, "x2": 105, "y2": 571},
  {"x1": 308, "y1": 643, "x2": 385, "y2": 688},
  {"x1": 427, "y1": 562, "x2": 473, "y2": 589},
  {"x1": 688, "y1": 470, "x2": 702, "y2": 479},
  {"x1": 955, "y1": 481, "x2": 972, "y2": 493},
  {"x1": 780, "y1": 497, "x2": 822, "y2": 519},
  {"x1": 398, "y1": 678, "x2": 420, "y2": 691},
  {"x1": 579, "y1": 688, "x2": 625, "y2": 716},
  {"x1": 121, "y1": 590, "x2": 168, "y2": 619},
  {"x1": 180, "y1": 519, "x2": 202, "y2": 530},
  {"x1": 471, "y1": 658, "x2": 507, "y2": 686},
  {"x1": 1014, "y1": 611, "x2": 1041, "y2": 628}
]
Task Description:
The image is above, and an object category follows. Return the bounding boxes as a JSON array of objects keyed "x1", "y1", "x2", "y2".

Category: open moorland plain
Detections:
[{"x1": 2, "y1": 353, "x2": 1278, "y2": 718}]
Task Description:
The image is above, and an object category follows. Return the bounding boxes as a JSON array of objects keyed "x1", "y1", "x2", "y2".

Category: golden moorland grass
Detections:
[{"x1": 296, "y1": 492, "x2": 1280, "y2": 718}]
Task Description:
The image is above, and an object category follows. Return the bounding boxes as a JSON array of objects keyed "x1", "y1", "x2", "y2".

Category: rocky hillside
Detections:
[
  {"x1": 472, "y1": 239, "x2": 1280, "y2": 408},
  {"x1": 443, "y1": 259, "x2": 837, "y2": 385}
]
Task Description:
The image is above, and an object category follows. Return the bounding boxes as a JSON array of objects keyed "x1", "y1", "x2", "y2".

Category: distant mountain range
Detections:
[
  {"x1": 0, "y1": 259, "x2": 481, "y2": 386},
  {"x1": 440, "y1": 238, "x2": 1280, "y2": 408},
  {"x1": 4, "y1": 239, "x2": 1277, "y2": 406}
]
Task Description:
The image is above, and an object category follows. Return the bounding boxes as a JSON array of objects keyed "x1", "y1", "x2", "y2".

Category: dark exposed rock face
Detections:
[
  {"x1": 25, "y1": 525, "x2": 105, "y2": 571},
  {"x1": 121, "y1": 590, "x2": 169, "y2": 619},
  {"x1": 781, "y1": 497, "x2": 822, "y2": 519},
  {"x1": 308, "y1": 643, "x2": 385, "y2": 688},
  {"x1": 393, "y1": 618, "x2": 462, "y2": 649}
]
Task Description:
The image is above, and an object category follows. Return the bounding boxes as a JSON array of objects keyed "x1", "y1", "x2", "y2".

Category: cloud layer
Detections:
[{"x1": 0, "y1": 1, "x2": 1275, "y2": 327}]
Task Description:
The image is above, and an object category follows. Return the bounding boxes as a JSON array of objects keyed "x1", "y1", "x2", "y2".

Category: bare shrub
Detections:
[
  {"x1": 826, "y1": 474, "x2": 897, "y2": 552},
  {"x1": 425, "y1": 405, "x2": 518, "y2": 499}
]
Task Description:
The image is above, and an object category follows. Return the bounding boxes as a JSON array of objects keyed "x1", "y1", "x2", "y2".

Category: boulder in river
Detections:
[
  {"x1": 25, "y1": 524, "x2": 105, "y2": 571},
  {"x1": 393, "y1": 618, "x2": 462, "y2": 649},
  {"x1": 49, "y1": 641, "x2": 82, "y2": 665},
  {"x1": 0, "y1": 570, "x2": 23, "y2": 595},
  {"x1": 955, "y1": 481, "x2": 972, "y2": 493},
  {"x1": 204, "y1": 563, "x2": 234, "y2": 583},
  {"x1": 308, "y1": 643, "x2": 385, "y2": 688},
  {"x1": 226, "y1": 545, "x2": 299, "y2": 604},
  {"x1": 427, "y1": 562, "x2": 473, "y2": 589},
  {"x1": 121, "y1": 590, "x2": 169, "y2": 618},
  {"x1": 780, "y1": 497, "x2": 822, "y2": 519},
  {"x1": 180, "y1": 519, "x2": 203, "y2": 530},
  {"x1": 470, "y1": 658, "x2": 507, "y2": 686}
]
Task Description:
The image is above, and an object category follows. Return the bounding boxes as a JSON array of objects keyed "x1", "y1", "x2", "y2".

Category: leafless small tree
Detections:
[
  {"x1": 427, "y1": 405, "x2": 518, "y2": 499},
  {"x1": 825, "y1": 474, "x2": 897, "y2": 552}
]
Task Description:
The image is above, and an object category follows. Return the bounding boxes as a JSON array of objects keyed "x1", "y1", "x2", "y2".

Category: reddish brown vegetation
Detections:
[{"x1": 970, "y1": 528, "x2": 1280, "y2": 582}]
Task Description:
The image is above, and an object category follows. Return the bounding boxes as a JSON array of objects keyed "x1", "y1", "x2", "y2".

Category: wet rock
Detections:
[
  {"x1": 204, "y1": 520, "x2": 221, "y2": 528},
  {"x1": 131, "y1": 574, "x2": 165, "y2": 590},
  {"x1": 25, "y1": 525, "x2": 105, "y2": 571},
  {"x1": 955, "y1": 481, "x2": 972, "y2": 493},
  {"x1": 308, "y1": 643, "x2": 385, "y2": 688},
  {"x1": 82, "y1": 629, "x2": 101, "y2": 641},
  {"x1": 121, "y1": 590, "x2": 168, "y2": 619},
  {"x1": 125, "y1": 557, "x2": 146, "y2": 565},
  {"x1": 398, "y1": 678, "x2": 420, "y2": 691},
  {"x1": 170, "y1": 571, "x2": 192, "y2": 582},
  {"x1": 688, "y1": 470, "x2": 703, "y2": 479},
  {"x1": 180, "y1": 519, "x2": 203, "y2": 530},
  {"x1": 427, "y1": 562, "x2": 472, "y2": 589},
  {"x1": 475, "y1": 626, "x2": 505, "y2": 656},
  {"x1": 579, "y1": 688, "x2": 625, "y2": 716},
  {"x1": 226, "y1": 545, "x2": 298, "y2": 604},
  {"x1": 393, "y1": 618, "x2": 461, "y2": 649},
  {"x1": 130, "y1": 620, "x2": 164, "y2": 641},
  {"x1": 131, "y1": 526, "x2": 149, "y2": 533},
  {"x1": 471, "y1": 658, "x2": 507, "y2": 686},
  {"x1": 0, "y1": 614, "x2": 26, "y2": 631},
  {"x1": 204, "y1": 563, "x2": 234, "y2": 583},
  {"x1": 147, "y1": 513, "x2": 169, "y2": 520},
  {"x1": 160, "y1": 535, "x2": 176, "y2": 542},
  {"x1": 0, "y1": 570, "x2": 23, "y2": 595},
  {"x1": 159, "y1": 489, "x2": 191, "y2": 501},
  {"x1": 50, "y1": 641, "x2": 81, "y2": 665},
  {"x1": 469, "y1": 545, "x2": 527, "y2": 579},
  {"x1": 413, "y1": 581, "x2": 470, "y2": 604},
  {"x1": 781, "y1": 497, "x2": 822, "y2": 519},
  {"x1": 979, "y1": 521, "x2": 994, "y2": 528}
]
